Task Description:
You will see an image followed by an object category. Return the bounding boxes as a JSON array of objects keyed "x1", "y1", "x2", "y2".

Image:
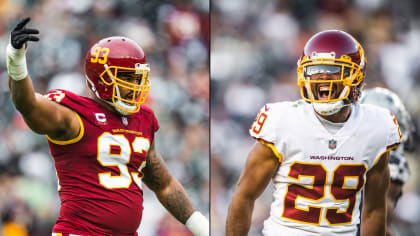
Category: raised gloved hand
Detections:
[
  {"x1": 6, "y1": 17, "x2": 39, "y2": 81},
  {"x1": 10, "y1": 17, "x2": 39, "y2": 49}
]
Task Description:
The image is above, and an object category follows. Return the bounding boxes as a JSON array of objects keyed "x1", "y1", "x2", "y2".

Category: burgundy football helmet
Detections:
[
  {"x1": 85, "y1": 36, "x2": 151, "y2": 115},
  {"x1": 297, "y1": 30, "x2": 367, "y2": 115}
]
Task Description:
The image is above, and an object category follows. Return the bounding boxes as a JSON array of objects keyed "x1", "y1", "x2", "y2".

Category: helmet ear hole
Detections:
[{"x1": 97, "y1": 78, "x2": 104, "y2": 86}]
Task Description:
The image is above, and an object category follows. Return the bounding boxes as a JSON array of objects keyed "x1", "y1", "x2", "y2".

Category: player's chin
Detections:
[{"x1": 123, "y1": 92, "x2": 137, "y2": 101}]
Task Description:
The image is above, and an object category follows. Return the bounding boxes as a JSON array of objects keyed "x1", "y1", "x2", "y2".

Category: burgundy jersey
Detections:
[{"x1": 44, "y1": 89, "x2": 159, "y2": 236}]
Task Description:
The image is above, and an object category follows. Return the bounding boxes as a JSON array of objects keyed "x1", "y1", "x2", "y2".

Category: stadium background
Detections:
[
  {"x1": 0, "y1": 0, "x2": 209, "y2": 235},
  {"x1": 211, "y1": 0, "x2": 420, "y2": 235}
]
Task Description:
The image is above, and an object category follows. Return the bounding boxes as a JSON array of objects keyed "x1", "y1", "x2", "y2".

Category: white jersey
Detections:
[{"x1": 249, "y1": 100, "x2": 401, "y2": 236}]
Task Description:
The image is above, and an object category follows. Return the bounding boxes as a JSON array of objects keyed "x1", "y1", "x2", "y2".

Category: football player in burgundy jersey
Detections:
[
  {"x1": 226, "y1": 30, "x2": 401, "y2": 235},
  {"x1": 6, "y1": 17, "x2": 208, "y2": 236}
]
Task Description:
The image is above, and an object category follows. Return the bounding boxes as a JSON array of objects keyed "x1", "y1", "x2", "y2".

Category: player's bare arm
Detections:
[
  {"x1": 361, "y1": 151, "x2": 390, "y2": 236},
  {"x1": 226, "y1": 141, "x2": 280, "y2": 236},
  {"x1": 143, "y1": 141, "x2": 195, "y2": 223},
  {"x1": 143, "y1": 140, "x2": 208, "y2": 236},
  {"x1": 386, "y1": 182, "x2": 402, "y2": 236},
  {"x1": 7, "y1": 18, "x2": 79, "y2": 141},
  {"x1": 9, "y1": 80, "x2": 80, "y2": 140}
]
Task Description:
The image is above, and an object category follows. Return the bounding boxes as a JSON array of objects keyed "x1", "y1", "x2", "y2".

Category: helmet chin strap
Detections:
[
  {"x1": 312, "y1": 86, "x2": 349, "y2": 116},
  {"x1": 313, "y1": 100, "x2": 345, "y2": 116},
  {"x1": 111, "y1": 84, "x2": 137, "y2": 115},
  {"x1": 104, "y1": 99, "x2": 134, "y2": 116}
]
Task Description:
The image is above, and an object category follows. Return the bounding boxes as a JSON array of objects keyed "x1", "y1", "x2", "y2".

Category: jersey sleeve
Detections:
[
  {"x1": 371, "y1": 110, "x2": 402, "y2": 168},
  {"x1": 386, "y1": 112, "x2": 403, "y2": 149},
  {"x1": 139, "y1": 105, "x2": 159, "y2": 133},
  {"x1": 43, "y1": 89, "x2": 85, "y2": 145},
  {"x1": 249, "y1": 103, "x2": 283, "y2": 162},
  {"x1": 152, "y1": 111, "x2": 159, "y2": 132},
  {"x1": 249, "y1": 104, "x2": 276, "y2": 142},
  {"x1": 43, "y1": 89, "x2": 70, "y2": 104}
]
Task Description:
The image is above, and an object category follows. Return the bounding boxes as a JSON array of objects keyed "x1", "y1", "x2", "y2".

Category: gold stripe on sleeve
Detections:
[
  {"x1": 46, "y1": 112, "x2": 84, "y2": 145},
  {"x1": 257, "y1": 139, "x2": 283, "y2": 163},
  {"x1": 371, "y1": 143, "x2": 400, "y2": 168}
]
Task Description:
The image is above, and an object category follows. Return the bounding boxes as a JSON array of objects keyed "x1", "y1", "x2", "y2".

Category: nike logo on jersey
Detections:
[{"x1": 264, "y1": 104, "x2": 270, "y2": 112}]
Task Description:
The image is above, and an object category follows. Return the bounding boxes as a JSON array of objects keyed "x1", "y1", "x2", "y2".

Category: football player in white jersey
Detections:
[
  {"x1": 360, "y1": 88, "x2": 414, "y2": 236},
  {"x1": 226, "y1": 30, "x2": 402, "y2": 236}
]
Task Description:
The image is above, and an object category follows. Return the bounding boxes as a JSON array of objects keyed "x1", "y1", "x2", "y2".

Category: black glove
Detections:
[{"x1": 10, "y1": 17, "x2": 39, "y2": 49}]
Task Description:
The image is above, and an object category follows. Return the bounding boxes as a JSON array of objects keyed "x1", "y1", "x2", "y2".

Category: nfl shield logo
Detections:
[
  {"x1": 328, "y1": 139, "x2": 337, "y2": 149},
  {"x1": 122, "y1": 116, "x2": 128, "y2": 126}
]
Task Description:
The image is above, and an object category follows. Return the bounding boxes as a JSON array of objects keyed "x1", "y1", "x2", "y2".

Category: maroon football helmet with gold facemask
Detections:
[
  {"x1": 297, "y1": 30, "x2": 367, "y2": 115},
  {"x1": 85, "y1": 36, "x2": 151, "y2": 115}
]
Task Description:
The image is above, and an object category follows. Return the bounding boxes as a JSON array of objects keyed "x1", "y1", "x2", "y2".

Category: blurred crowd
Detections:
[
  {"x1": 0, "y1": 0, "x2": 209, "y2": 235},
  {"x1": 211, "y1": 0, "x2": 420, "y2": 235}
]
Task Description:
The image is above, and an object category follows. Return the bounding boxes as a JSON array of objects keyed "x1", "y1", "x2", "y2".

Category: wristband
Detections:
[
  {"x1": 185, "y1": 211, "x2": 209, "y2": 236},
  {"x1": 6, "y1": 43, "x2": 28, "y2": 81}
]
